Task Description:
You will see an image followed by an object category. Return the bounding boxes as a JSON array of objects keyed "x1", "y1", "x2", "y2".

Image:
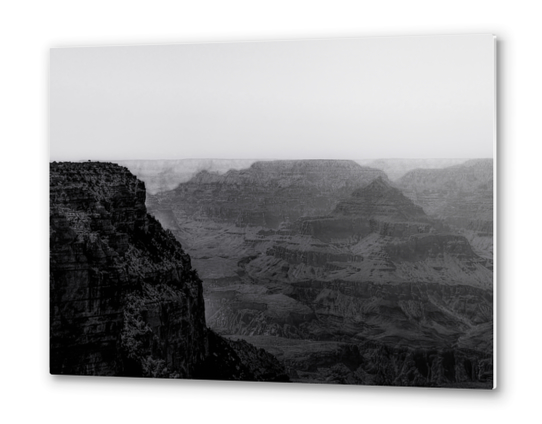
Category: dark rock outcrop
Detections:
[{"x1": 50, "y1": 161, "x2": 288, "y2": 381}]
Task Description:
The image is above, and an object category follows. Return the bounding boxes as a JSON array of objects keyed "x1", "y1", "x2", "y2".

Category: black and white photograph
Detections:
[{"x1": 49, "y1": 35, "x2": 495, "y2": 388}]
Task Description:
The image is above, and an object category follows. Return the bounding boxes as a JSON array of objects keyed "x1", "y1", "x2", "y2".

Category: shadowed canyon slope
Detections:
[
  {"x1": 50, "y1": 162, "x2": 288, "y2": 381},
  {"x1": 146, "y1": 159, "x2": 494, "y2": 388}
]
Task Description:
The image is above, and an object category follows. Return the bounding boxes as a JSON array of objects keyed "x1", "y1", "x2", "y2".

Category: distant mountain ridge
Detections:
[
  {"x1": 398, "y1": 159, "x2": 493, "y2": 195},
  {"x1": 151, "y1": 159, "x2": 387, "y2": 228},
  {"x1": 186, "y1": 159, "x2": 387, "y2": 190},
  {"x1": 117, "y1": 158, "x2": 259, "y2": 194},
  {"x1": 356, "y1": 158, "x2": 470, "y2": 180},
  {"x1": 396, "y1": 159, "x2": 494, "y2": 258},
  {"x1": 118, "y1": 157, "x2": 478, "y2": 194}
]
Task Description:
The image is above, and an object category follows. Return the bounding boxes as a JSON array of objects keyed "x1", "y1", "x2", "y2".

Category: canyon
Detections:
[{"x1": 143, "y1": 158, "x2": 494, "y2": 388}]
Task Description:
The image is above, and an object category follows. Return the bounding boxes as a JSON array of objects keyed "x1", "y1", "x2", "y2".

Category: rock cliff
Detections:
[{"x1": 50, "y1": 161, "x2": 288, "y2": 381}]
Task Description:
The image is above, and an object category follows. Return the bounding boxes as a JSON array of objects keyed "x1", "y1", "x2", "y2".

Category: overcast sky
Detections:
[{"x1": 50, "y1": 34, "x2": 495, "y2": 161}]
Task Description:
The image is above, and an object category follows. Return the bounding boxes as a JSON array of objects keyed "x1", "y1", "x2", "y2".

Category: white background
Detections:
[{"x1": 1, "y1": 1, "x2": 540, "y2": 423}]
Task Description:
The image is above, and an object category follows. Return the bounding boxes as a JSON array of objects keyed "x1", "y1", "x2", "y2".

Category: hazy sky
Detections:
[{"x1": 50, "y1": 35, "x2": 495, "y2": 161}]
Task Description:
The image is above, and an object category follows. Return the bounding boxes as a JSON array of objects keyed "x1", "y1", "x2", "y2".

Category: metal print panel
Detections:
[{"x1": 50, "y1": 35, "x2": 496, "y2": 388}]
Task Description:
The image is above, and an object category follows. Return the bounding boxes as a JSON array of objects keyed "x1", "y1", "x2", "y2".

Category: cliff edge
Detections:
[{"x1": 50, "y1": 161, "x2": 288, "y2": 381}]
